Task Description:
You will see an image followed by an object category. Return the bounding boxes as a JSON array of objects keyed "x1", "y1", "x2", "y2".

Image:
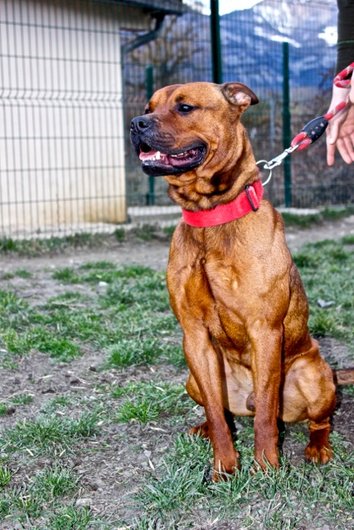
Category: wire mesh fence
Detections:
[{"x1": 0, "y1": 0, "x2": 353, "y2": 239}]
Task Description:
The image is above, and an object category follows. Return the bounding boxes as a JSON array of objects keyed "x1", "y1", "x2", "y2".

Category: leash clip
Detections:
[{"x1": 256, "y1": 145, "x2": 298, "y2": 186}]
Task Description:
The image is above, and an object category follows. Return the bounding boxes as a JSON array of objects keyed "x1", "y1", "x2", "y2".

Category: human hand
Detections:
[{"x1": 326, "y1": 84, "x2": 354, "y2": 165}]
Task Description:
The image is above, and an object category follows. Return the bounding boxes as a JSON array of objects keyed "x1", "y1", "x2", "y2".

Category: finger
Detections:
[
  {"x1": 337, "y1": 139, "x2": 353, "y2": 164},
  {"x1": 326, "y1": 140, "x2": 336, "y2": 166},
  {"x1": 343, "y1": 135, "x2": 354, "y2": 162},
  {"x1": 326, "y1": 121, "x2": 340, "y2": 144}
]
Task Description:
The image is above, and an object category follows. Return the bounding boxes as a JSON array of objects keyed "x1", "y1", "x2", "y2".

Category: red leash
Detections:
[{"x1": 257, "y1": 62, "x2": 354, "y2": 177}]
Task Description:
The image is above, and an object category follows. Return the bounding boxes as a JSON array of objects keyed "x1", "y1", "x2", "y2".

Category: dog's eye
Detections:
[{"x1": 177, "y1": 103, "x2": 195, "y2": 114}]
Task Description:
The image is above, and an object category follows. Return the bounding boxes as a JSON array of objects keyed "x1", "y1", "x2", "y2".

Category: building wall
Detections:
[{"x1": 0, "y1": 0, "x2": 146, "y2": 237}]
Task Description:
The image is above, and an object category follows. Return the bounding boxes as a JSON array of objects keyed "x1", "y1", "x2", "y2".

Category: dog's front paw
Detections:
[
  {"x1": 212, "y1": 451, "x2": 241, "y2": 482},
  {"x1": 254, "y1": 449, "x2": 280, "y2": 472}
]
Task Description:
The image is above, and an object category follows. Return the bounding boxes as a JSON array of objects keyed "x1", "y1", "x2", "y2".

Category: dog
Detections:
[{"x1": 131, "y1": 81, "x2": 341, "y2": 480}]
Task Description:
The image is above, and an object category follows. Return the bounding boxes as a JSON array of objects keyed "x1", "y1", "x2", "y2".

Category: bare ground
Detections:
[{"x1": 0, "y1": 214, "x2": 354, "y2": 528}]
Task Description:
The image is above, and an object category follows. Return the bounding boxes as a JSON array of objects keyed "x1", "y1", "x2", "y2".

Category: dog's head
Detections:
[{"x1": 130, "y1": 82, "x2": 258, "y2": 178}]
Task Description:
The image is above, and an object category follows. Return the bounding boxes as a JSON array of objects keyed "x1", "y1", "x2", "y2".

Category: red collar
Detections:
[{"x1": 181, "y1": 180, "x2": 264, "y2": 228}]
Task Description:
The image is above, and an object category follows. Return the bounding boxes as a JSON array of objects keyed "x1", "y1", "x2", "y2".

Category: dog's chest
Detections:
[
  {"x1": 168, "y1": 249, "x2": 249, "y2": 351},
  {"x1": 202, "y1": 258, "x2": 248, "y2": 339}
]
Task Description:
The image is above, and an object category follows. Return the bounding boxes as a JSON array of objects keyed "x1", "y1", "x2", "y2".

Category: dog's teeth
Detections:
[{"x1": 156, "y1": 151, "x2": 161, "y2": 160}]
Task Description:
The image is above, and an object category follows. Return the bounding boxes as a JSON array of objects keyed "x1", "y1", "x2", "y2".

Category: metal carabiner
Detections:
[
  {"x1": 256, "y1": 160, "x2": 273, "y2": 186},
  {"x1": 256, "y1": 145, "x2": 299, "y2": 186}
]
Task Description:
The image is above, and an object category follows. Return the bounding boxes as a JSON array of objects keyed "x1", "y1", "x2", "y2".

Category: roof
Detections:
[{"x1": 114, "y1": 0, "x2": 186, "y2": 16}]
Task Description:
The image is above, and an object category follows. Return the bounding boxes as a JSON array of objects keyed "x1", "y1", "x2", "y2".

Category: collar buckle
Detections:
[{"x1": 245, "y1": 184, "x2": 260, "y2": 211}]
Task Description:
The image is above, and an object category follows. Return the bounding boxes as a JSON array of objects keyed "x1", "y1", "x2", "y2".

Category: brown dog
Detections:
[{"x1": 130, "y1": 82, "x2": 337, "y2": 480}]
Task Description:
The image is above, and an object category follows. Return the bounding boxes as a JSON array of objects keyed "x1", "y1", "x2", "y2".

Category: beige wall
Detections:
[{"x1": 0, "y1": 0, "x2": 148, "y2": 236}]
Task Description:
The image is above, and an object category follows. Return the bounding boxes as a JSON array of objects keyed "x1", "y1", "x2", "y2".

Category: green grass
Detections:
[
  {"x1": 293, "y1": 239, "x2": 354, "y2": 348},
  {"x1": 0, "y1": 225, "x2": 165, "y2": 258},
  {"x1": 48, "y1": 505, "x2": 92, "y2": 530},
  {"x1": 0, "y1": 233, "x2": 102, "y2": 256},
  {"x1": 10, "y1": 393, "x2": 34, "y2": 406},
  {"x1": 281, "y1": 205, "x2": 354, "y2": 228},
  {"x1": 1, "y1": 411, "x2": 100, "y2": 455},
  {"x1": 0, "y1": 264, "x2": 175, "y2": 365},
  {"x1": 3, "y1": 241, "x2": 352, "y2": 369},
  {"x1": 0, "y1": 237, "x2": 353, "y2": 529},
  {"x1": 0, "y1": 464, "x2": 90, "y2": 528},
  {"x1": 0, "y1": 465, "x2": 11, "y2": 488},
  {"x1": 281, "y1": 211, "x2": 322, "y2": 228},
  {"x1": 32, "y1": 466, "x2": 78, "y2": 501},
  {"x1": 0, "y1": 393, "x2": 33, "y2": 418},
  {"x1": 130, "y1": 427, "x2": 354, "y2": 529},
  {"x1": 342, "y1": 234, "x2": 354, "y2": 245},
  {"x1": 0, "y1": 404, "x2": 10, "y2": 416},
  {"x1": 113, "y1": 382, "x2": 190, "y2": 424}
]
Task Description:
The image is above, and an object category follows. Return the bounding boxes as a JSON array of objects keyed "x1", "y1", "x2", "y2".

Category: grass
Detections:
[
  {"x1": 4, "y1": 239, "x2": 353, "y2": 368},
  {"x1": 0, "y1": 233, "x2": 101, "y2": 256},
  {"x1": 0, "y1": 237, "x2": 353, "y2": 528},
  {"x1": 0, "y1": 396, "x2": 31, "y2": 421},
  {"x1": 0, "y1": 225, "x2": 165, "y2": 259},
  {"x1": 281, "y1": 205, "x2": 354, "y2": 228},
  {"x1": 113, "y1": 382, "x2": 190, "y2": 424},
  {"x1": 131, "y1": 427, "x2": 354, "y2": 529},
  {"x1": 0, "y1": 465, "x2": 11, "y2": 488},
  {"x1": 1, "y1": 411, "x2": 100, "y2": 455},
  {"x1": 0, "y1": 463, "x2": 91, "y2": 528},
  {"x1": 0, "y1": 408, "x2": 101, "y2": 526},
  {"x1": 293, "y1": 240, "x2": 354, "y2": 348},
  {"x1": 0, "y1": 206, "x2": 353, "y2": 257},
  {"x1": 0, "y1": 262, "x2": 177, "y2": 365},
  {"x1": 48, "y1": 506, "x2": 92, "y2": 530}
]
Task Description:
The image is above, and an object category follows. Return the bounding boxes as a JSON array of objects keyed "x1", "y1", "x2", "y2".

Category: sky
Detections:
[
  {"x1": 184, "y1": 0, "x2": 264, "y2": 15},
  {"x1": 184, "y1": 0, "x2": 262, "y2": 15}
]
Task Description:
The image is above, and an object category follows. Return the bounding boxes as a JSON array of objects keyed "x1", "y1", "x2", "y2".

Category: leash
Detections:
[{"x1": 257, "y1": 62, "x2": 354, "y2": 186}]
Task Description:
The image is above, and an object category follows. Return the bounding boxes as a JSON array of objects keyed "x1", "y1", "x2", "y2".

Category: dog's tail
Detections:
[{"x1": 335, "y1": 368, "x2": 354, "y2": 386}]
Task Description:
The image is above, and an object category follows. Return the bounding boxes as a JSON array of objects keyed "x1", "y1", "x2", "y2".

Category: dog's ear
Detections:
[{"x1": 221, "y1": 83, "x2": 259, "y2": 111}]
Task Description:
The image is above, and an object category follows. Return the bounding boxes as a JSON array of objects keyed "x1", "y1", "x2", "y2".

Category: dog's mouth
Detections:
[{"x1": 137, "y1": 142, "x2": 207, "y2": 176}]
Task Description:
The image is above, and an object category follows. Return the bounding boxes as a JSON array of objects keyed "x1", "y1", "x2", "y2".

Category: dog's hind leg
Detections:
[
  {"x1": 304, "y1": 363, "x2": 336, "y2": 464},
  {"x1": 305, "y1": 418, "x2": 333, "y2": 464},
  {"x1": 283, "y1": 339, "x2": 336, "y2": 464}
]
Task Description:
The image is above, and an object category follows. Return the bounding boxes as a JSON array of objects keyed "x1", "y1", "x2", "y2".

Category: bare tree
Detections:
[{"x1": 126, "y1": 14, "x2": 204, "y2": 91}]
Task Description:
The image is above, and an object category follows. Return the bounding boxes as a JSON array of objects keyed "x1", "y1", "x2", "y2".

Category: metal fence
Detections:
[{"x1": 1, "y1": 0, "x2": 353, "y2": 239}]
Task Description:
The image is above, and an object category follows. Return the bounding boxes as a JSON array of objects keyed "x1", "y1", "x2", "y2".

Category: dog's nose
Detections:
[{"x1": 130, "y1": 115, "x2": 151, "y2": 133}]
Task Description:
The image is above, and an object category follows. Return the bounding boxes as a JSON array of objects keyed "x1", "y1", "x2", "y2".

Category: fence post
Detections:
[
  {"x1": 210, "y1": 0, "x2": 223, "y2": 83},
  {"x1": 282, "y1": 42, "x2": 292, "y2": 207},
  {"x1": 145, "y1": 64, "x2": 155, "y2": 205}
]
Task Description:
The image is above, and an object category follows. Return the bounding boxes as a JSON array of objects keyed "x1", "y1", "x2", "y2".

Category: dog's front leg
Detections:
[
  {"x1": 183, "y1": 327, "x2": 239, "y2": 480},
  {"x1": 250, "y1": 326, "x2": 282, "y2": 470}
]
